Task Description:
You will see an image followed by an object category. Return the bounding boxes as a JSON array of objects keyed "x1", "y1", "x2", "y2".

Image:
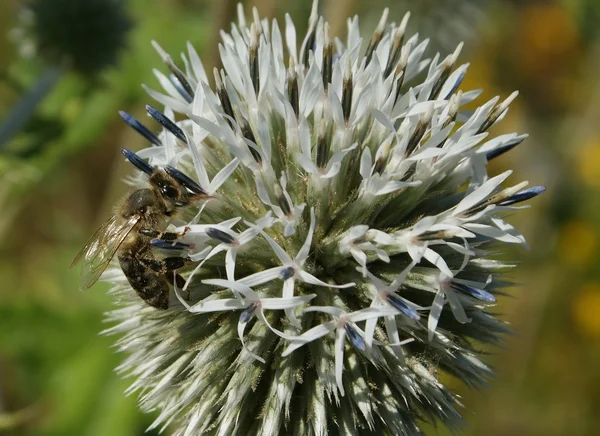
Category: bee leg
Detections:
[
  {"x1": 140, "y1": 228, "x2": 190, "y2": 240},
  {"x1": 170, "y1": 272, "x2": 190, "y2": 300},
  {"x1": 138, "y1": 256, "x2": 186, "y2": 274}
]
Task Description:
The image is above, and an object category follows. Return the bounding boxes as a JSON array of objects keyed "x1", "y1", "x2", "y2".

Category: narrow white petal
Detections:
[
  {"x1": 202, "y1": 279, "x2": 259, "y2": 301},
  {"x1": 261, "y1": 294, "x2": 316, "y2": 310},
  {"x1": 299, "y1": 270, "x2": 355, "y2": 289},
  {"x1": 282, "y1": 321, "x2": 337, "y2": 356},
  {"x1": 238, "y1": 267, "x2": 283, "y2": 287},
  {"x1": 189, "y1": 298, "x2": 245, "y2": 313},
  {"x1": 347, "y1": 306, "x2": 398, "y2": 323},
  {"x1": 237, "y1": 318, "x2": 266, "y2": 363},
  {"x1": 297, "y1": 208, "x2": 316, "y2": 263},
  {"x1": 454, "y1": 170, "x2": 512, "y2": 215},
  {"x1": 335, "y1": 327, "x2": 347, "y2": 396},
  {"x1": 260, "y1": 233, "x2": 293, "y2": 268},
  {"x1": 210, "y1": 158, "x2": 240, "y2": 193},
  {"x1": 445, "y1": 288, "x2": 471, "y2": 324},
  {"x1": 423, "y1": 247, "x2": 453, "y2": 278},
  {"x1": 143, "y1": 85, "x2": 190, "y2": 113},
  {"x1": 428, "y1": 290, "x2": 446, "y2": 341}
]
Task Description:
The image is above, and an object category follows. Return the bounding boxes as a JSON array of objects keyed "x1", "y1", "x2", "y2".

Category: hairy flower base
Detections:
[{"x1": 102, "y1": 1, "x2": 542, "y2": 434}]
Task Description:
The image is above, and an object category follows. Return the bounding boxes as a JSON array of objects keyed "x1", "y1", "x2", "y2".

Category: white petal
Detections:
[
  {"x1": 210, "y1": 158, "x2": 239, "y2": 193},
  {"x1": 258, "y1": 232, "x2": 293, "y2": 266},
  {"x1": 335, "y1": 327, "x2": 347, "y2": 396},
  {"x1": 284, "y1": 14, "x2": 297, "y2": 62},
  {"x1": 384, "y1": 315, "x2": 405, "y2": 360},
  {"x1": 238, "y1": 267, "x2": 283, "y2": 287},
  {"x1": 347, "y1": 306, "x2": 398, "y2": 323},
  {"x1": 187, "y1": 41, "x2": 208, "y2": 84},
  {"x1": 423, "y1": 247, "x2": 453, "y2": 278},
  {"x1": 428, "y1": 290, "x2": 445, "y2": 341},
  {"x1": 445, "y1": 288, "x2": 471, "y2": 324},
  {"x1": 237, "y1": 318, "x2": 265, "y2": 363},
  {"x1": 261, "y1": 294, "x2": 316, "y2": 310},
  {"x1": 359, "y1": 147, "x2": 373, "y2": 179},
  {"x1": 454, "y1": 170, "x2": 512, "y2": 215},
  {"x1": 281, "y1": 320, "x2": 337, "y2": 356},
  {"x1": 189, "y1": 298, "x2": 245, "y2": 313},
  {"x1": 296, "y1": 208, "x2": 315, "y2": 262},
  {"x1": 202, "y1": 279, "x2": 258, "y2": 301},
  {"x1": 282, "y1": 278, "x2": 300, "y2": 327},
  {"x1": 143, "y1": 85, "x2": 189, "y2": 113},
  {"x1": 299, "y1": 270, "x2": 355, "y2": 289}
]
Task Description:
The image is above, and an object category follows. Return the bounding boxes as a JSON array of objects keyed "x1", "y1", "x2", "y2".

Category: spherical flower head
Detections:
[
  {"x1": 104, "y1": 2, "x2": 544, "y2": 434},
  {"x1": 12, "y1": 0, "x2": 132, "y2": 74}
]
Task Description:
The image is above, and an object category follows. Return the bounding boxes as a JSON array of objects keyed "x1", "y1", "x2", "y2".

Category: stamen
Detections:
[
  {"x1": 344, "y1": 323, "x2": 366, "y2": 351},
  {"x1": 365, "y1": 8, "x2": 388, "y2": 65},
  {"x1": 287, "y1": 57, "x2": 299, "y2": 117},
  {"x1": 121, "y1": 148, "x2": 154, "y2": 175},
  {"x1": 384, "y1": 12, "x2": 409, "y2": 77},
  {"x1": 431, "y1": 44, "x2": 463, "y2": 99},
  {"x1": 322, "y1": 23, "x2": 332, "y2": 91},
  {"x1": 150, "y1": 239, "x2": 191, "y2": 250},
  {"x1": 164, "y1": 166, "x2": 208, "y2": 195},
  {"x1": 315, "y1": 119, "x2": 329, "y2": 169},
  {"x1": 373, "y1": 138, "x2": 392, "y2": 174},
  {"x1": 170, "y1": 73, "x2": 193, "y2": 103},
  {"x1": 275, "y1": 183, "x2": 292, "y2": 216},
  {"x1": 486, "y1": 135, "x2": 526, "y2": 161},
  {"x1": 392, "y1": 43, "x2": 411, "y2": 104},
  {"x1": 301, "y1": 3, "x2": 318, "y2": 68},
  {"x1": 152, "y1": 40, "x2": 195, "y2": 100},
  {"x1": 442, "y1": 92, "x2": 461, "y2": 128},
  {"x1": 417, "y1": 230, "x2": 449, "y2": 241},
  {"x1": 341, "y1": 62, "x2": 353, "y2": 123},
  {"x1": 207, "y1": 227, "x2": 236, "y2": 244},
  {"x1": 478, "y1": 91, "x2": 519, "y2": 134},
  {"x1": 450, "y1": 282, "x2": 496, "y2": 303},
  {"x1": 280, "y1": 266, "x2": 295, "y2": 280},
  {"x1": 240, "y1": 301, "x2": 259, "y2": 323},
  {"x1": 119, "y1": 111, "x2": 161, "y2": 146},
  {"x1": 405, "y1": 106, "x2": 433, "y2": 156},
  {"x1": 240, "y1": 120, "x2": 262, "y2": 163},
  {"x1": 146, "y1": 105, "x2": 187, "y2": 143},
  {"x1": 213, "y1": 68, "x2": 236, "y2": 127},
  {"x1": 385, "y1": 293, "x2": 420, "y2": 320},
  {"x1": 249, "y1": 23, "x2": 260, "y2": 95},
  {"x1": 497, "y1": 186, "x2": 546, "y2": 206}
]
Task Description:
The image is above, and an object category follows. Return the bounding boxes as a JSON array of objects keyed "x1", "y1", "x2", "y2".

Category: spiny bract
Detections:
[{"x1": 103, "y1": 2, "x2": 543, "y2": 435}]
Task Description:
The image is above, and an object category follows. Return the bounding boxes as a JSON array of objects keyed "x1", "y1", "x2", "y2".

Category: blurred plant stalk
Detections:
[{"x1": 0, "y1": 66, "x2": 63, "y2": 149}]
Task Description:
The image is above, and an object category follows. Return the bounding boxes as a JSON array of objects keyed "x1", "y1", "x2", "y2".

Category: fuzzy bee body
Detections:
[{"x1": 72, "y1": 149, "x2": 207, "y2": 309}]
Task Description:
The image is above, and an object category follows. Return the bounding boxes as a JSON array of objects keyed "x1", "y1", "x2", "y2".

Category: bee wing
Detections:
[{"x1": 71, "y1": 215, "x2": 139, "y2": 290}]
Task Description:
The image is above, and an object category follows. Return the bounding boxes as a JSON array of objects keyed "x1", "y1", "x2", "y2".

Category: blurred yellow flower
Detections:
[
  {"x1": 576, "y1": 138, "x2": 600, "y2": 187},
  {"x1": 557, "y1": 220, "x2": 597, "y2": 266},
  {"x1": 572, "y1": 283, "x2": 600, "y2": 337},
  {"x1": 519, "y1": 3, "x2": 579, "y2": 76}
]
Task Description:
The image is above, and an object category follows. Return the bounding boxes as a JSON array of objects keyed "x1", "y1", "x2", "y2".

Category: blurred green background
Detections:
[{"x1": 0, "y1": 0, "x2": 599, "y2": 434}]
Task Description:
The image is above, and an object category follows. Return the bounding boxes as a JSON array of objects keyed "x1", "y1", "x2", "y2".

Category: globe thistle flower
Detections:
[
  {"x1": 12, "y1": 0, "x2": 132, "y2": 74},
  {"x1": 103, "y1": 2, "x2": 544, "y2": 434}
]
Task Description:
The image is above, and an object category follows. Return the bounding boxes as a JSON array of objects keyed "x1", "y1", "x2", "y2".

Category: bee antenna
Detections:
[
  {"x1": 165, "y1": 166, "x2": 208, "y2": 196},
  {"x1": 122, "y1": 148, "x2": 154, "y2": 175}
]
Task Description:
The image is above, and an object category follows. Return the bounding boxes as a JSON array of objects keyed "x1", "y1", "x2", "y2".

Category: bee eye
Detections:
[{"x1": 160, "y1": 185, "x2": 178, "y2": 199}]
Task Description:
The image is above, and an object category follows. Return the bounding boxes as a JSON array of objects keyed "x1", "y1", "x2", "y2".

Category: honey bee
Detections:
[{"x1": 72, "y1": 148, "x2": 208, "y2": 309}]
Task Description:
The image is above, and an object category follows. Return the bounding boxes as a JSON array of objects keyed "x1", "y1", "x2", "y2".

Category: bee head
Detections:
[
  {"x1": 150, "y1": 171, "x2": 190, "y2": 209},
  {"x1": 121, "y1": 148, "x2": 209, "y2": 210},
  {"x1": 122, "y1": 189, "x2": 164, "y2": 220}
]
